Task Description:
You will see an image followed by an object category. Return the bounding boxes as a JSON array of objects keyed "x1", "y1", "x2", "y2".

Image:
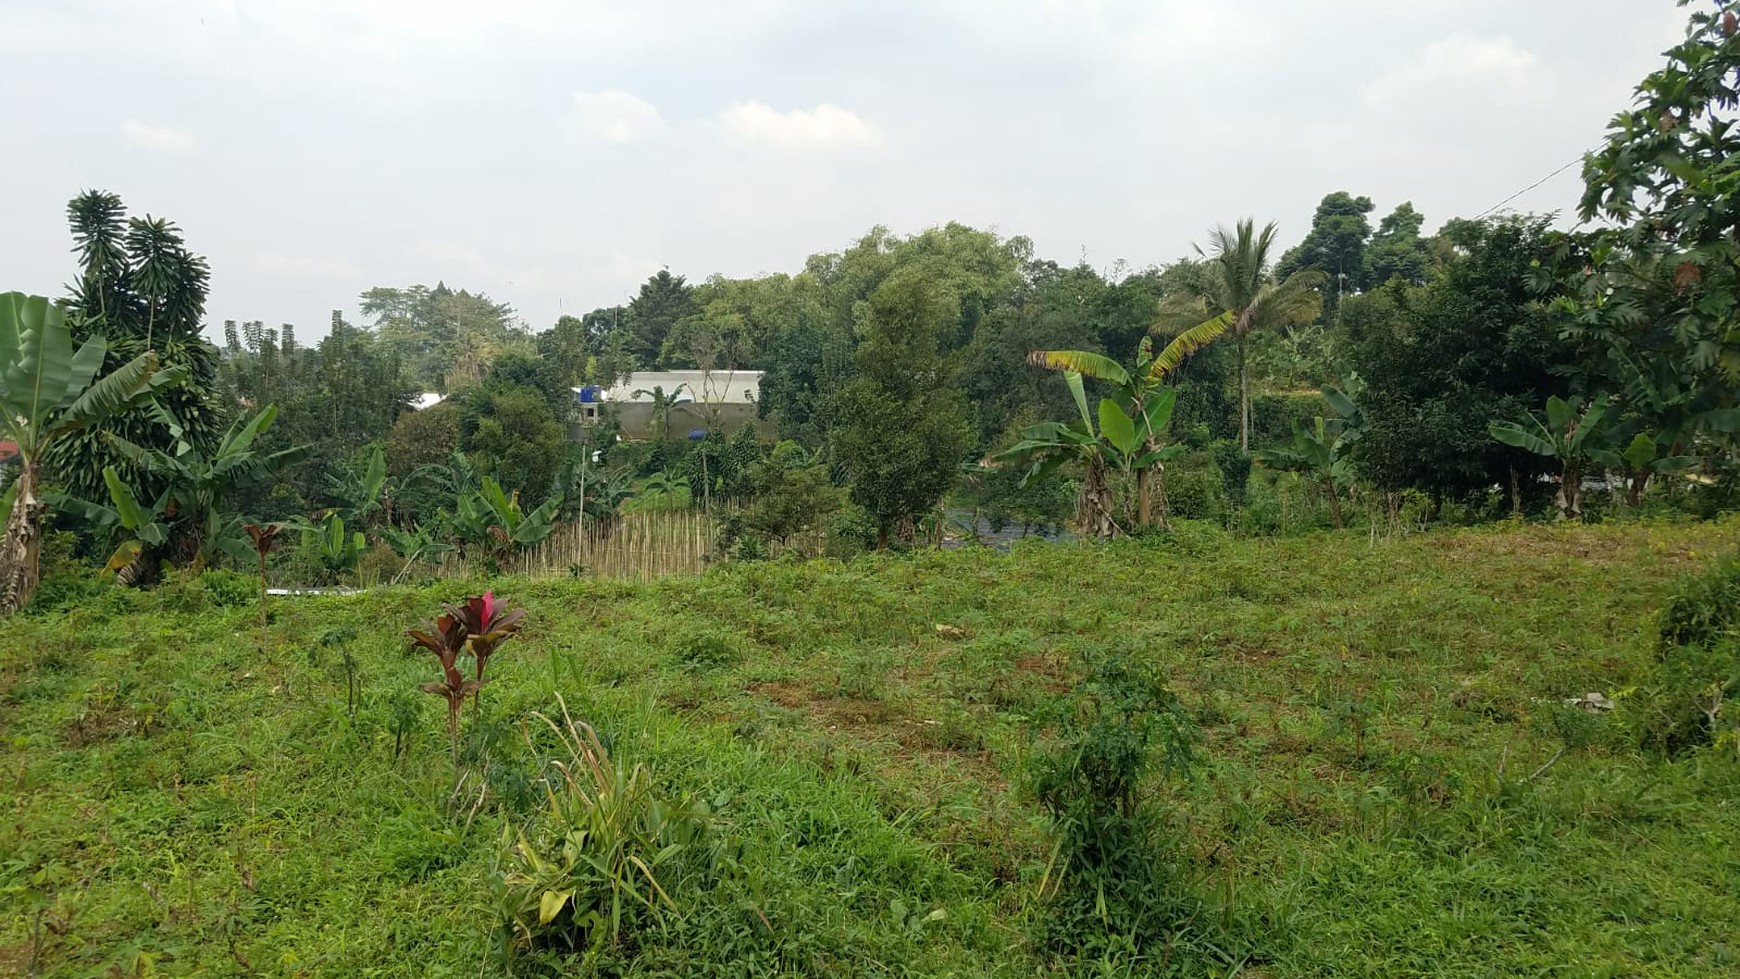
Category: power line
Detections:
[{"x1": 1473, "y1": 157, "x2": 1585, "y2": 219}]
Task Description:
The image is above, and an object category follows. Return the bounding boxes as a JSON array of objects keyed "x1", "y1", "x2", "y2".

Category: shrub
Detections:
[
  {"x1": 1211, "y1": 441, "x2": 1251, "y2": 514},
  {"x1": 1659, "y1": 553, "x2": 1740, "y2": 651},
  {"x1": 493, "y1": 699, "x2": 729, "y2": 957},
  {"x1": 671, "y1": 626, "x2": 745, "y2": 672},
  {"x1": 1028, "y1": 649, "x2": 1201, "y2": 958},
  {"x1": 1632, "y1": 555, "x2": 1740, "y2": 753}
]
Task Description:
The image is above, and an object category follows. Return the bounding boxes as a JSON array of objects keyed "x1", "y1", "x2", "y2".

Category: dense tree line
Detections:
[{"x1": 3, "y1": 0, "x2": 1739, "y2": 609}]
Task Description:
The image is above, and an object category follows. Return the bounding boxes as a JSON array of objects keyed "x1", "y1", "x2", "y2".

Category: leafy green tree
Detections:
[
  {"x1": 1580, "y1": 0, "x2": 1740, "y2": 386},
  {"x1": 1343, "y1": 217, "x2": 1573, "y2": 505},
  {"x1": 1277, "y1": 192, "x2": 1375, "y2": 307},
  {"x1": 1364, "y1": 202, "x2": 1434, "y2": 287},
  {"x1": 0, "y1": 293, "x2": 187, "y2": 610},
  {"x1": 730, "y1": 442, "x2": 843, "y2": 553},
  {"x1": 828, "y1": 272, "x2": 975, "y2": 547},
  {"x1": 624, "y1": 270, "x2": 697, "y2": 369},
  {"x1": 359, "y1": 282, "x2": 516, "y2": 390},
  {"x1": 53, "y1": 191, "x2": 225, "y2": 506},
  {"x1": 457, "y1": 382, "x2": 569, "y2": 501},
  {"x1": 1153, "y1": 220, "x2": 1326, "y2": 450}
]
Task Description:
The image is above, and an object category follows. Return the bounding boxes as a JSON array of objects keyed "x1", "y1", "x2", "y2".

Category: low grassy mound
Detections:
[{"x1": 3, "y1": 519, "x2": 1738, "y2": 977}]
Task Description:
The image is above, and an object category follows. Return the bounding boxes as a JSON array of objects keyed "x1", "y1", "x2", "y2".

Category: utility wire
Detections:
[{"x1": 1473, "y1": 157, "x2": 1585, "y2": 219}]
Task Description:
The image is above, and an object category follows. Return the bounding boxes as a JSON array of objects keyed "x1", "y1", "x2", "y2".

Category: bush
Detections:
[
  {"x1": 1028, "y1": 649, "x2": 1203, "y2": 959},
  {"x1": 1632, "y1": 554, "x2": 1740, "y2": 753},
  {"x1": 1659, "y1": 553, "x2": 1740, "y2": 651},
  {"x1": 1165, "y1": 457, "x2": 1224, "y2": 522},
  {"x1": 1211, "y1": 441, "x2": 1251, "y2": 514}
]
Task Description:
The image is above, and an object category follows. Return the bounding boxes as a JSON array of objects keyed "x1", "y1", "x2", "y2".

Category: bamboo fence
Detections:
[{"x1": 437, "y1": 511, "x2": 717, "y2": 582}]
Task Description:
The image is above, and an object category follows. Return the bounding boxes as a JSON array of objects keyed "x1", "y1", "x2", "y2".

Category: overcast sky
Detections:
[{"x1": 1, "y1": 0, "x2": 1690, "y2": 338}]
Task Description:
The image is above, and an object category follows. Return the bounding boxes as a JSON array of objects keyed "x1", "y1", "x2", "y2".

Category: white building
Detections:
[{"x1": 574, "y1": 370, "x2": 768, "y2": 439}]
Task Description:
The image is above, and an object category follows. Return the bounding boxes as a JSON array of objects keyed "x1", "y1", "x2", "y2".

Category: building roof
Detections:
[
  {"x1": 409, "y1": 392, "x2": 446, "y2": 411},
  {"x1": 578, "y1": 370, "x2": 762, "y2": 405}
]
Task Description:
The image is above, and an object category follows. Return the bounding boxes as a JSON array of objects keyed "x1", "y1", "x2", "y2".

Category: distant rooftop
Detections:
[{"x1": 410, "y1": 392, "x2": 446, "y2": 411}]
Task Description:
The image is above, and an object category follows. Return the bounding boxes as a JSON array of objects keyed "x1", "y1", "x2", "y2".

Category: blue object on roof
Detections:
[
  {"x1": 577, "y1": 386, "x2": 602, "y2": 403},
  {"x1": 687, "y1": 429, "x2": 708, "y2": 441}
]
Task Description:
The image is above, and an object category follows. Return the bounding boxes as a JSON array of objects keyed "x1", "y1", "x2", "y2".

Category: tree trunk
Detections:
[
  {"x1": 1558, "y1": 463, "x2": 1582, "y2": 521},
  {"x1": 1136, "y1": 465, "x2": 1152, "y2": 528},
  {"x1": 1627, "y1": 471, "x2": 1647, "y2": 508},
  {"x1": 1237, "y1": 334, "x2": 1251, "y2": 452},
  {"x1": 1325, "y1": 478, "x2": 1344, "y2": 529},
  {"x1": 0, "y1": 463, "x2": 45, "y2": 615},
  {"x1": 1153, "y1": 461, "x2": 1172, "y2": 532},
  {"x1": 1077, "y1": 462, "x2": 1118, "y2": 539}
]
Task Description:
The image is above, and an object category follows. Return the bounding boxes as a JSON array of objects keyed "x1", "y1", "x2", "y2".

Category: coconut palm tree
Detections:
[
  {"x1": 0, "y1": 292, "x2": 187, "y2": 612},
  {"x1": 1152, "y1": 219, "x2": 1326, "y2": 450}
]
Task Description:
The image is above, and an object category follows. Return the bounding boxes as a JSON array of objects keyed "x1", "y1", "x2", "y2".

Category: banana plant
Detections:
[
  {"x1": 380, "y1": 524, "x2": 456, "y2": 584},
  {"x1": 1256, "y1": 417, "x2": 1355, "y2": 529},
  {"x1": 999, "y1": 371, "x2": 1185, "y2": 538},
  {"x1": 0, "y1": 292, "x2": 188, "y2": 612},
  {"x1": 1490, "y1": 394, "x2": 1614, "y2": 520},
  {"x1": 326, "y1": 444, "x2": 389, "y2": 529},
  {"x1": 49, "y1": 467, "x2": 172, "y2": 583},
  {"x1": 289, "y1": 511, "x2": 367, "y2": 578},
  {"x1": 107, "y1": 403, "x2": 307, "y2": 562},
  {"x1": 1591, "y1": 432, "x2": 1699, "y2": 507},
  {"x1": 1026, "y1": 338, "x2": 1187, "y2": 529},
  {"x1": 448, "y1": 476, "x2": 558, "y2": 569}
]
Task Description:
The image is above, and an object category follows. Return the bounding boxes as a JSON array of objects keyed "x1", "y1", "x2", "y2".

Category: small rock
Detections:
[
  {"x1": 934, "y1": 624, "x2": 969, "y2": 640},
  {"x1": 1565, "y1": 692, "x2": 1615, "y2": 712}
]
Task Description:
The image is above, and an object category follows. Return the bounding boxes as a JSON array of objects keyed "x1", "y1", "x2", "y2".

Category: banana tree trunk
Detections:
[
  {"x1": 0, "y1": 463, "x2": 45, "y2": 615},
  {"x1": 1136, "y1": 466, "x2": 1151, "y2": 528},
  {"x1": 1077, "y1": 461, "x2": 1118, "y2": 539},
  {"x1": 1324, "y1": 477, "x2": 1344, "y2": 529},
  {"x1": 1558, "y1": 462, "x2": 1583, "y2": 521},
  {"x1": 1627, "y1": 471, "x2": 1647, "y2": 508}
]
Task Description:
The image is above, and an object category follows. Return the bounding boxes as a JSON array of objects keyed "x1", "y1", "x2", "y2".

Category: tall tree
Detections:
[
  {"x1": 359, "y1": 283, "x2": 516, "y2": 391},
  {"x1": 828, "y1": 271, "x2": 974, "y2": 547},
  {"x1": 1342, "y1": 216, "x2": 1573, "y2": 504},
  {"x1": 1277, "y1": 192, "x2": 1375, "y2": 310},
  {"x1": 1571, "y1": 0, "x2": 1740, "y2": 451},
  {"x1": 1364, "y1": 202, "x2": 1434, "y2": 288},
  {"x1": 52, "y1": 191, "x2": 225, "y2": 505},
  {"x1": 1153, "y1": 220, "x2": 1326, "y2": 450},
  {"x1": 624, "y1": 270, "x2": 697, "y2": 369}
]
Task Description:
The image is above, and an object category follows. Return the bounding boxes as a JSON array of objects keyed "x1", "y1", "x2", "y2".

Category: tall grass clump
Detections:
[{"x1": 493, "y1": 697, "x2": 731, "y2": 961}]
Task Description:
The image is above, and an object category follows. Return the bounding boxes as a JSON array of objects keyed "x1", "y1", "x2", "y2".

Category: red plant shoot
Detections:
[{"x1": 444, "y1": 590, "x2": 526, "y2": 709}]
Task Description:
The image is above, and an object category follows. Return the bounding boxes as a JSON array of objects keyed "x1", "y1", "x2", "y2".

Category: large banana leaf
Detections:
[
  {"x1": 0, "y1": 293, "x2": 75, "y2": 433},
  {"x1": 57, "y1": 353, "x2": 187, "y2": 433},
  {"x1": 1489, "y1": 420, "x2": 1556, "y2": 457},
  {"x1": 1098, "y1": 398, "x2": 1139, "y2": 456},
  {"x1": 1027, "y1": 349, "x2": 1129, "y2": 385}
]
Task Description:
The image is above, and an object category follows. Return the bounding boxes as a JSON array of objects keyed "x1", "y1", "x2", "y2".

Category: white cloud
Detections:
[
  {"x1": 120, "y1": 120, "x2": 195, "y2": 153},
  {"x1": 718, "y1": 102, "x2": 883, "y2": 150},
  {"x1": 569, "y1": 89, "x2": 667, "y2": 143},
  {"x1": 254, "y1": 252, "x2": 358, "y2": 281},
  {"x1": 1364, "y1": 35, "x2": 1544, "y2": 107}
]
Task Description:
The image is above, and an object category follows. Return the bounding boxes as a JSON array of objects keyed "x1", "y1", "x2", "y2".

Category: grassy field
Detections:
[{"x1": 2, "y1": 518, "x2": 1738, "y2": 977}]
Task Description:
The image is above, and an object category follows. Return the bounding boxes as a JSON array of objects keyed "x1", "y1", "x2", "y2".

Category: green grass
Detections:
[{"x1": 2, "y1": 518, "x2": 1738, "y2": 976}]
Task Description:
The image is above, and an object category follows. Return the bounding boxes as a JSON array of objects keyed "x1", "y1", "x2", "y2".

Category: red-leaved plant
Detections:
[
  {"x1": 407, "y1": 591, "x2": 526, "y2": 761},
  {"x1": 408, "y1": 611, "x2": 473, "y2": 761},
  {"x1": 444, "y1": 590, "x2": 526, "y2": 709}
]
